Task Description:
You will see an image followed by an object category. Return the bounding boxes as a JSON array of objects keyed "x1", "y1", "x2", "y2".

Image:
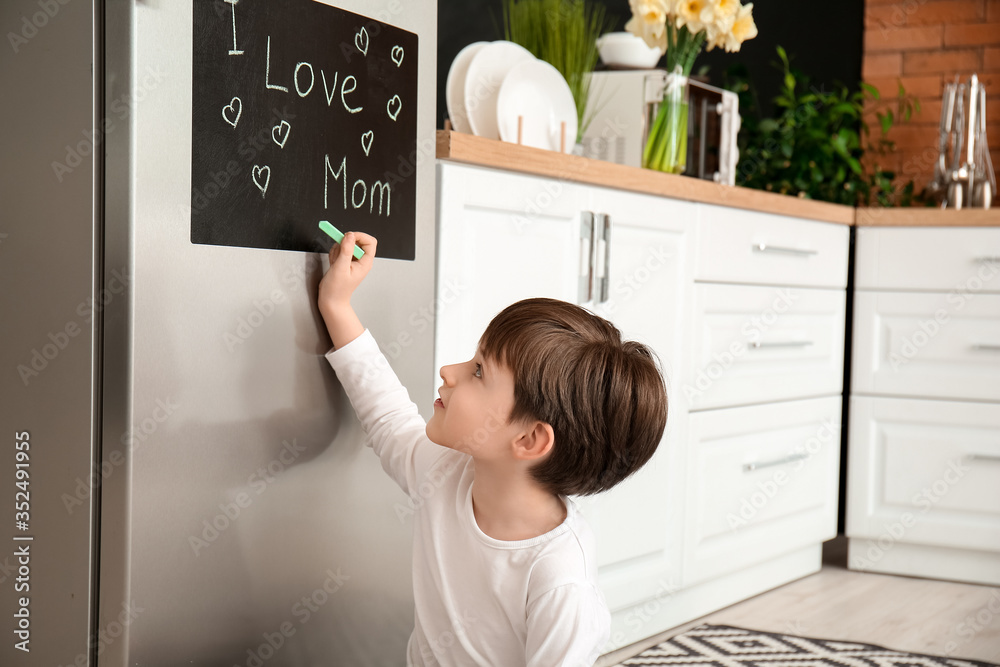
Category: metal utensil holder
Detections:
[{"x1": 928, "y1": 74, "x2": 996, "y2": 209}]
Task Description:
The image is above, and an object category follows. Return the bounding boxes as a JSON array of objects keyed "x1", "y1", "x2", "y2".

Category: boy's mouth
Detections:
[{"x1": 435, "y1": 394, "x2": 445, "y2": 409}]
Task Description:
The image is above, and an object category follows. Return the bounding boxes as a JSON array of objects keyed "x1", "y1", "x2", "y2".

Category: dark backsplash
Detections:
[{"x1": 436, "y1": 0, "x2": 864, "y2": 129}]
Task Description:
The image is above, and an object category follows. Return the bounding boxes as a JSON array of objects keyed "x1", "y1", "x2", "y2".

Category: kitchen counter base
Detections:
[
  {"x1": 600, "y1": 545, "x2": 823, "y2": 661},
  {"x1": 847, "y1": 540, "x2": 1000, "y2": 587}
]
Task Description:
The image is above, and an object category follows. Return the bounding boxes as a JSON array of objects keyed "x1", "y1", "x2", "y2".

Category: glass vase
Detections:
[{"x1": 643, "y1": 72, "x2": 689, "y2": 174}]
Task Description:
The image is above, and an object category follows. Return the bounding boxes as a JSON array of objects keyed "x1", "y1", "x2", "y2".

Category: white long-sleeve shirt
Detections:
[{"x1": 325, "y1": 329, "x2": 611, "y2": 666}]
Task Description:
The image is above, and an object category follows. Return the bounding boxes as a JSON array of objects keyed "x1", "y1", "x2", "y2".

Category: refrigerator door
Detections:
[
  {"x1": 97, "y1": 1, "x2": 438, "y2": 665},
  {"x1": 0, "y1": 0, "x2": 100, "y2": 664}
]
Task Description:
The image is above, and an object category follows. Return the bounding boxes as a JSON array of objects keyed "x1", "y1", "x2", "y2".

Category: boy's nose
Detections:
[{"x1": 439, "y1": 364, "x2": 456, "y2": 386}]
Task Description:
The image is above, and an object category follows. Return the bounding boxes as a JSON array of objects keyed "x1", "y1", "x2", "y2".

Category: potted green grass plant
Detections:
[{"x1": 502, "y1": 0, "x2": 614, "y2": 143}]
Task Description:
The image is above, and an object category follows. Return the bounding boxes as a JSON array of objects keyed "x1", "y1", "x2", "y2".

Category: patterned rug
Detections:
[{"x1": 616, "y1": 624, "x2": 999, "y2": 667}]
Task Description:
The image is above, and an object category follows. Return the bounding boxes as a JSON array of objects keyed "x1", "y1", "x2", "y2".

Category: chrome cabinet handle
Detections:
[
  {"x1": 752, "y1": 243, "x2": 818, "y2": 256},
  {"x1": 596, "y1": 213, "x2": 611, "y2": 303},
  {"x1": 967, "y1": 453, "x2": 1000, "y2": 463},
  {"x1": 750, "y1": 340, "x2": 813, "y2": 349},
  {"x1": 970, "y1": 343, "x2": 1000, "y2": 351},
  {"x1": 743, "y1": 452, "x2": 810, "y2": 472},
  {"x1": 579, "y1": 212, "x2": 594, "y2": 304}
]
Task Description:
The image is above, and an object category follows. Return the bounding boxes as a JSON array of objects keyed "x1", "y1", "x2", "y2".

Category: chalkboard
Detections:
[{"x1": 191, "y1": 0, "x2": 419, "y2": 260}]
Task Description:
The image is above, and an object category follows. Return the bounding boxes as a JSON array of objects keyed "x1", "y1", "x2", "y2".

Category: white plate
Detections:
[
  {"x1": 463, "y1": 41, "x2": 536, "y2": 140},
  {"x1": 445, "y1": 41, "x2": 488, "y2": 134},
  {"x1": 496, "y1": 60, "x2": 578, "y2": 153}
]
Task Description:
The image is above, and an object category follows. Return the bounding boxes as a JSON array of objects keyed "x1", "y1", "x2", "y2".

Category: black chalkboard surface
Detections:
[{"x1": 191, "y1": 0, "x2": 418, "y2": 260}]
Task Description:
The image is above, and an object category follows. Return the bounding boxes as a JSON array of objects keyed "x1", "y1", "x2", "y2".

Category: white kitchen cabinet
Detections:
[
  {"x1": 685, "y1": 396, "x2": 841, "y2": 586},
  {"x1": 582, "y1": 185, "x2": 693, "y2": 614},
  {"x1": 848, "y1": 226, "x2": 1000, "y2": 586},
  {"x1": 847, "y1": 395, "x2": 1000, "y2": 585},
  {"x1": 678, "y1": 204, "x2": 848, "y2": 620}
]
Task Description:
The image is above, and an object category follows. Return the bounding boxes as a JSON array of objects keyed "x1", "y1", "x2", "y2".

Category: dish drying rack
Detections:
[{"x1": 927, "y1": 73, "x2": 996, "y2": 209}]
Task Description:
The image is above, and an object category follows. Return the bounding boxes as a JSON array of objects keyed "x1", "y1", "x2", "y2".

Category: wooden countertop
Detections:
[
  {"x1": 855, "y1": 207, "x2": 1000, "y2": 227},
  {"x1": 436, "y1": 130, "x2": 1000, "y2": 227},
  {"x1": 436, "y1": 130, "x2": 855, "y2": 226}
]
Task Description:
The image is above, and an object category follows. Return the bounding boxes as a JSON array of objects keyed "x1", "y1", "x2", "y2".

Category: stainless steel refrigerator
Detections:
[{"x1": 1, "y1": 0, "x2": 438, "y2": 664}]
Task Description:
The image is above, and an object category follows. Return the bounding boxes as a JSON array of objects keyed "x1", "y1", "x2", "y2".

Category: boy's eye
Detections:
[{"x1": 474, "y1": 363, "x2": 482, "y2": 379}]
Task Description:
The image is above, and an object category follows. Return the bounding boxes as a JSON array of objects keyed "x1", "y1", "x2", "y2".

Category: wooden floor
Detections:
[{"x1": 600, "y1": 537, "x2": 1000, "y2": 666}]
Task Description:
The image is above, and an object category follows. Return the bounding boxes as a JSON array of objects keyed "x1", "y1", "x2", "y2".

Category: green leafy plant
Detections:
[
  {"x1": 730, "y1": 46, "x2": 920, "y2": 207},
  {"x1": 502, "y1": 0, "x2": 613, "y2": 142}
]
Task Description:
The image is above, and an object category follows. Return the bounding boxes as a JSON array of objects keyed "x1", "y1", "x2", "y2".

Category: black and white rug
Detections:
[{"x1": 616, "y1": 624, "x2": 999, "y2": 667}]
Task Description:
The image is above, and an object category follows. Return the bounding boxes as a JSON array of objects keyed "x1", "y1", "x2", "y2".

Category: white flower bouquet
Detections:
[{"x1": 626, "y1": 0, "x2": 758, "y2": 172}]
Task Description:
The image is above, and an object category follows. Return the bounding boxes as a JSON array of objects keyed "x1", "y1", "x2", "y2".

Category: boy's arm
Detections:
[
  {"x1": 318, "y1": 232, "x2": 451, "y2": 496},
  {"x1": 525, "y1": 583, "x2": 610, "y2": 667},
  {"x1": 317, "y1": 231, "x2": 371, "y2": 350}
]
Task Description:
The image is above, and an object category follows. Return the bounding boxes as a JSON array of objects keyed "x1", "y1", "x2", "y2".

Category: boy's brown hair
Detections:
[{"x1": 478, "y1": 298, "x2": 668, "y2": 496}]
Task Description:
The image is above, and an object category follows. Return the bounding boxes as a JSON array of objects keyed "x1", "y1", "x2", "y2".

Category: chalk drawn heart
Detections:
[
  {"x1": 252, "y1": 165, "x2": 270, "y2": 198},
  {"x1": 386, "y1": 95, "x2": 402, "y2": 121},
  {"x1": 272, "y1": 120, "x2": 290, "y2": 149},
  {"x1": 391, "y1": 46, "x2": 404, "y2": 67},
  {"x1": 355, "y1": 27, "x2": 369, "y2": 56},
  {"x1": 222, "y1": 97, "x2": 242, "y2": 128},
  {"x1": 361, "y1": 130, "x2": 374, "y2": 156}
]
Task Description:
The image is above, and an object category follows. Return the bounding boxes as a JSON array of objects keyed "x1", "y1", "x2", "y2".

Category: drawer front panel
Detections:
[
  {"x1": 851, "y1": 291, "x2": 1000, "y2": 402},
  {"x1": 689, "y1": 284, "x2": 846, "y2": 410},
  {"x1": 685, "y1": 396, "x2": 841, "y2": 586},
  {"x1": 855, "y1": 227, "x2": 1000, "y2": 292},
  {"x1": 846, "y1": 396, "x2": 1000, "y2": 554},
  {"x1": 696, "y1": 206, "x2": 850, "y2": 288}
]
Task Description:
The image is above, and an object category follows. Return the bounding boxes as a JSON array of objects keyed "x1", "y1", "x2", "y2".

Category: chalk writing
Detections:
[
  {"x1": 272, "y1": 121, "x2": 290, "y2": 149},
  {"x1": 325, "y1": 154, "x2": 391, "y2": 217},
  {"x1": 265, "y1": 36, "x2": 288, "y2": 93},
  {"x1": 222, "y1": 97, "x2": 242, "y2": 128},
  {"x1": 355, "y1": 27, "x2": 369, "y2": 57},
  {"x1": 252, "y1": 165, "x2": 270, "y2": 198},
  {"x1": 225, "y1": 0, "x2": 244, "y2": 55},
  {"x1": 386, "y1": 95, "x2": 402, "y2": 122}
]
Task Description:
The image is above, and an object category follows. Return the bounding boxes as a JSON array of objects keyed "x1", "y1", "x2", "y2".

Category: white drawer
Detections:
[
  {"x1": 688, "y1": 284, "x2": 846, "y2": 410},
  {"x1": 696, "y1": 205, "x2": 850, "y2": 288},
  {"x1": 438, "y1": 162, "x2": 586, "y2": 218},
  {"x1": 855, "y1": 227, "x2": 1000, "y2": 292},
  {"x1": 852, "y1": 291, "x2": 1000, "y2": 402},
  {"x1": 846, "y1": 395, "x2": 1000, "y2": 554},
  {"x1": 684, "y1": 396, "x2": 841, "y2": 586}
]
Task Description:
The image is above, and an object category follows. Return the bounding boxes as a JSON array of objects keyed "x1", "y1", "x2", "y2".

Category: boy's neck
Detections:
[{"x1": 470, "y1": 462, "x2": 567, "y2": 542}]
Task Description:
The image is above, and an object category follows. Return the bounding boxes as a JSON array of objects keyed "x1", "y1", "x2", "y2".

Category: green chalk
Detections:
[{"x1": 318, "y1": 221, "x2": 365, "y2": 259}]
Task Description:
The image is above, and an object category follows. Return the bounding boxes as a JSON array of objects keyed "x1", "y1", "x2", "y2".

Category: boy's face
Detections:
[{"x1": 426, "y1": 348, "x2": 521, "y2": 460}]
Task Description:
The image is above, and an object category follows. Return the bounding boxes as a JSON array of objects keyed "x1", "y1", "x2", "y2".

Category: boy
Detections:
[{"x1": 318, "y1": 231, "x2": 668, "y2": 666}]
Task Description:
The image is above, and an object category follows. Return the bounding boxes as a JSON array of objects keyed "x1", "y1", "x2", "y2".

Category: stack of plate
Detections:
[{"x1": 445, "y1": 40, "x2": 578, "y2": 153}]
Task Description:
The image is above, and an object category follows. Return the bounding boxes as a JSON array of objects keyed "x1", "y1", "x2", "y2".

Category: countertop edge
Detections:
[
  {"x1": 855, "y1": 207, "x2": 1000, "y2": 227},
  {"x1": 436, "y1": 130, "x2": 855, "y2": 226},
  {"x1": 436, "y1": 131, "x2": 1000, "y2": 228}
]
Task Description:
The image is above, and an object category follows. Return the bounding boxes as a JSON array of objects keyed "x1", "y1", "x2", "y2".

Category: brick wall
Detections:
[{"x1": 862, "y1": 0, "x2": 999, "y2": 202}]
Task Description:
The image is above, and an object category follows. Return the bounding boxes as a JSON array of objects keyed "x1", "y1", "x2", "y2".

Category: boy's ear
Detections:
[{"x1": 511, "y1": 421, "x2": 555, "y2": 462}]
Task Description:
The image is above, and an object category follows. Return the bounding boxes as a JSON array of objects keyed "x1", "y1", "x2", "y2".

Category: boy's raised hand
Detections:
[
  {"x1": 318, "y1": 231, "x2": 377, "y2": 313},
  {"x1": 318, "y1": 231, "x2": 377, "y2": 348}
]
